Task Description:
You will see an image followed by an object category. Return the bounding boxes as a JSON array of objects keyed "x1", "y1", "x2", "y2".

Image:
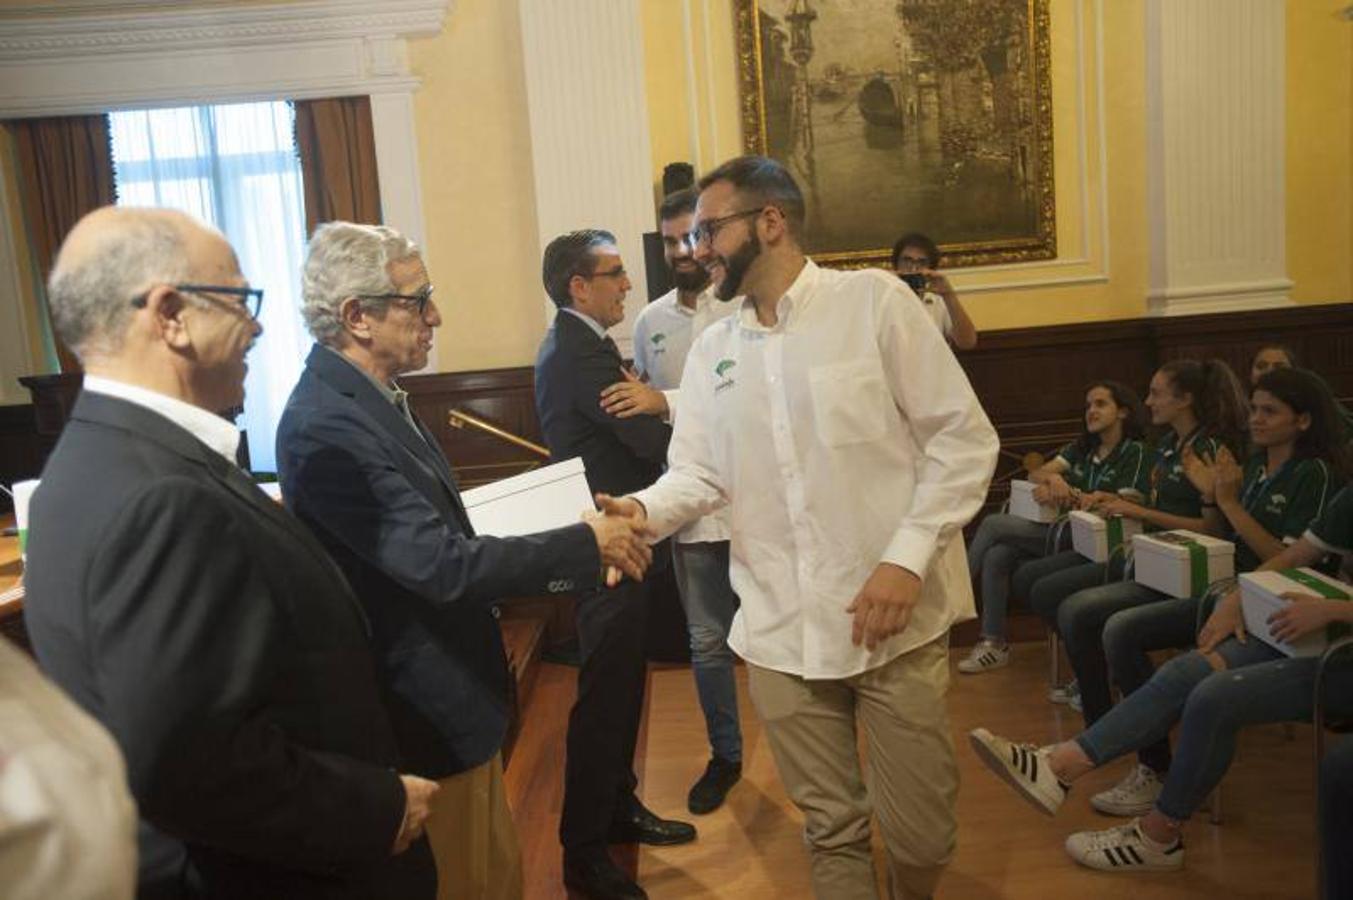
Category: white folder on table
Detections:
[{"x1": 460, "y1": 457, "x2": 595, "y2": 537}]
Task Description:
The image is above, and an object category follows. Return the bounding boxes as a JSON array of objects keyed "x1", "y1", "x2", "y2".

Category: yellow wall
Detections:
[
  {"x1": 408, "y1": 0, "x2": 544, "y2": 372},
  {"x1": 1286, "y1": 0, "x2": 1353, "y2": 305}
]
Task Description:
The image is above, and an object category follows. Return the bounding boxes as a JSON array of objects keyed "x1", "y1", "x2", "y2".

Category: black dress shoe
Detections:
[
  {"x1": 607, "y1": 802, "x2": 697, "y2": 846},
  {"x1": 687, "y1": 756, "x2": 742, "y2": 814},
  {"x1": 563, "y1": 851, "x2": 648, "y2": 900}
]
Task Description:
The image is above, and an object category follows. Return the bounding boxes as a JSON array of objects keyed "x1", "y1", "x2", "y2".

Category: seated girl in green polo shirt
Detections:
[
  {"x1": 1011, "y1": 358, "x2": 1250, "y2": 709},
  {"x1": 962, "y1": 381, "x2": 1149, "y2": 674}
]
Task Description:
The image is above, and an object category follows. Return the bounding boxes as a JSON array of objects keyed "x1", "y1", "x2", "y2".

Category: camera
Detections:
[{"x1": 899, "y1": 272, "x2": 928, "y2": 294}]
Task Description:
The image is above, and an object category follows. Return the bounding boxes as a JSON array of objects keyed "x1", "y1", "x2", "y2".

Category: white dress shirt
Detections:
[
  {"x1": 632, "y1": 260, "x2": 998, "y2": 679},
  {"x1": 631, "y1": 287, "x2": 737, "y2": 544},
  {"x1": 0, "y1": 637, "x2": 138, "y2": 899},
  {"x1": 918, "y1": 290, "x2": 955, "y2": 340},
  {"x1": 82, "y1": 375, "x2": 241, "y2": 464}
]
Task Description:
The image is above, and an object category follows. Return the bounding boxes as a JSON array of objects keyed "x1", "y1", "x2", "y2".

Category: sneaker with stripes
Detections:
[
  {"x1": 1090, "y1": 763, "x2": 1165, "y2": 817},
  {"x1": 968, "y1": 728, "x2": 1068, "y2": 816},
  {"x1": 958, "y1": 640, "x2": 1010, "y2": 674},
  {"x1": 1064, "y1": 820, "x2": 1184, "y2": 872}
]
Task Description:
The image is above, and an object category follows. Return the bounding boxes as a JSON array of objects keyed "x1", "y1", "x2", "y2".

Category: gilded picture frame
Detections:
[{"x1": 734, "y1": 0, "x2": 1056, "y2": 269}]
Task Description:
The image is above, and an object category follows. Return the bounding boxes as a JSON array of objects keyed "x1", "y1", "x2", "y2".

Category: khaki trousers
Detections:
[
  {"x1": 424, "y1": 757, "x2": 522, "y2": 900},
  {"x1": 747, "y1": 637, "x2": 957, "y2": 900}
]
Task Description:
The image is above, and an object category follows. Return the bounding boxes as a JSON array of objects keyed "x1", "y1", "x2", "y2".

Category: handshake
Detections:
[{"x1": 582, "y1": 494, "x2": 654, "y2": 587}]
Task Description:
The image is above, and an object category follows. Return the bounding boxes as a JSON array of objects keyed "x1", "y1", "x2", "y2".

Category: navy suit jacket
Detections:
[
  {"x1": 25, "y1": 391, "x2": 432, "y2": 900},
  {"x1": 277, "y1": 345, "x2": 601, "y2": 778},
  {"x1": 534, "y1": 310, "x2": 671, "y2": 496}
]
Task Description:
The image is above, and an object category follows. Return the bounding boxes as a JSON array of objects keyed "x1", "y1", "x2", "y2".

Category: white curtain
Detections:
[{"x1": 109, "y1": 100, "x2": 310, "y2": 473}]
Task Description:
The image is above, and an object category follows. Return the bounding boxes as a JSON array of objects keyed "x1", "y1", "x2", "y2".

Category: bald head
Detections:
[{"x1": 47, "y1": 206, "x2": 227, "y2": 361}]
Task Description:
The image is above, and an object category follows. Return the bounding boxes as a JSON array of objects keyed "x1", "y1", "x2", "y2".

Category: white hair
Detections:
[
  {"x1": 47, "y1": 212, "x2": 191, "y2": 360},
  {"x1": 301, "y1": 222, "x2": 421, "y2": 346}
]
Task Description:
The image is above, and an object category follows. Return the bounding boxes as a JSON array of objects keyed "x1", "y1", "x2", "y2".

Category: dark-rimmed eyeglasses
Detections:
[
  {"x1": 582, "y1": 265, "x2": 628, "y2": 282},
  {"x1": 692, "y1": 207, "x2": 765, "y2": 246},
  {"x1": 895, "y1": 255, "x2": 930, "y2": 272},
  {"x1": 356, "y1": 284, "x2": 436, "y2": 317},
  {"x1": 132, "y1": 284, "x2": 264, "y2": 319}
]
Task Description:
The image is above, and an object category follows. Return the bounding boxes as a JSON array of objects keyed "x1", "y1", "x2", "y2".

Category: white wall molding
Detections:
[
  {"x1": 0, "y1": 0, "x2": 450, "y2": 373},
  {"x1": 518, "y1": 0, "x2": 656, "y2": 357},
  {"x1": 1145, "y1": 0, "x2": 1289, "y2": 317}
]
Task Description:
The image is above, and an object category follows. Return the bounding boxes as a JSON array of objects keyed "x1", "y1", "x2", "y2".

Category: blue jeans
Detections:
[
  {"x1": 1102, "y1": 597, "x2": 1201, "y2": 773},
  {"x1": 1018, "y1": 553, "x2": 1114, "y2": 632},
  {"x1": 967, "y1": 514, "x2": 1051, "y2": 641},
  {"x1": 673, "y1": 540, "x2": 742, "y2": 764},
  {"x1": 1077, "y1": 638, "x2": 1353, "y2": 821},
  {"x1": 1058, "y1": 580, "x2": 1169, "y2": 725}
]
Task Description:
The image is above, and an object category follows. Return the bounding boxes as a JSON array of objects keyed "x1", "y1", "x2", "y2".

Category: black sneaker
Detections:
[{"x1": 687, "y1": 756, "x2": 742, "y2": 815}]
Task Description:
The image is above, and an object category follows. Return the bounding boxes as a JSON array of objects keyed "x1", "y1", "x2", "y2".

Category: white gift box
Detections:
[
  {"x1": 1131, "y1": 530, "x2": 1235, "y2": 598},
  {"x1": 1239, "y1": 568, "x2": 1352, "y2": 658},
  {"x1": 1009, "y1": 479, "x2": 1058, "y2": 523},
  {"x1": 460, "y1": 457, "x2": 594, "y2": 537},
  {"x1": 1069, "y1": 510, "x2": 1143, "y2": 563}
]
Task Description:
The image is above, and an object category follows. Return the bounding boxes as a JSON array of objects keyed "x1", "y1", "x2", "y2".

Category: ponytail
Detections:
[{"x1": 1158, "y1": 358, "x2": 1249, "y2": 458}]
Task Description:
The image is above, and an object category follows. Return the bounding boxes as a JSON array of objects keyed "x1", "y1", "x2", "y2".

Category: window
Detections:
[{"x1": 109, "y1": 100, "x2": 310, "y2": 473}]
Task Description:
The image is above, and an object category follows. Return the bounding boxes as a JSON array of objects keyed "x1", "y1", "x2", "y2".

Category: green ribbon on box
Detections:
[
  {"x1": 1278, "y1": 569, "x2": 1351, "y2": 641},
  {"x1": 1106, "y1": 517, "x2": 1124, "y2": 555},
  {"x1": 17, "y1": 527, "x2": 26, "y2": 556},
  {"x1": 1152, "y1": 532, "x2": 1208, "y2": 596}
]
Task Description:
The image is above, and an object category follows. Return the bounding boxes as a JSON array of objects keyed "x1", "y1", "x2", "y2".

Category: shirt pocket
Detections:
[{"x1": 808, "y1": 359, "x2": 890, "y2": 447}]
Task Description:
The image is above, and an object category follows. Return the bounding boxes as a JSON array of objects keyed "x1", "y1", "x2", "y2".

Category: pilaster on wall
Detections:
[
  {"x1": 1145, "y1": 0, "x2": 1291, "y2": 316},
  {"x1": 518, "y1": 0, "x2": 656, "y2": 357},
  {"x1": 0, "y1": 0, "x2": 450, "y2": 372}
]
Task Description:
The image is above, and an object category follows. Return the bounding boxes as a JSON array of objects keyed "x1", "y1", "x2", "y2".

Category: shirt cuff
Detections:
[
  {"x1": 880, "y1": 525, "x2": 938, "y2": 581},
  {"x1": 661, "y1": 389, "x2": 678, "y2": 424}
]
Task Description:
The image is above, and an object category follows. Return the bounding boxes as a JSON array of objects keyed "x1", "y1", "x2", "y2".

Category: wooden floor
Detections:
[{"x1": 507, "y1": 643, "x2": 1322, "y2": 899}]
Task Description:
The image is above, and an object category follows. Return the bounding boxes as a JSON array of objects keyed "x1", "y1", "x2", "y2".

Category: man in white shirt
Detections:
[
  {"x1": 599, "y1": 188, "x2": 742, "y2": 814},
  {"x1": 890, "y1": 232, "x2": 977, "y2": 350},
  {"x1": 601, "y1": 156, "x2": 999, "y2": 900}
]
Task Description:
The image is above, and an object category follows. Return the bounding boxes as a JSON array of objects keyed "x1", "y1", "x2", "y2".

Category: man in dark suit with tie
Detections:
[
  {"x1": 24, "y1": 206, "x2": 438, "y2": 899},
  {"x1": 275, "y1": 222, "x2": 654, "y2": 900},
  {"x1": 534, "y1": 229, "x2": 696, "y2": 900}
]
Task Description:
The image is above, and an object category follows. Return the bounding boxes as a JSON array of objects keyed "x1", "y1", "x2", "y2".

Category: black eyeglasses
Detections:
[
  {"x1": 692, "y1": 207, "x2": 765, "y2": 245},
  {"x1": 132, "y1": 284, "x2": 264, "y2": 319},
  {"x1": 356, "y1": 284, "x2": 436, "y2": 317},
  {"x1": 583, "y1": 265, "x2": 628, "y2": 281}
]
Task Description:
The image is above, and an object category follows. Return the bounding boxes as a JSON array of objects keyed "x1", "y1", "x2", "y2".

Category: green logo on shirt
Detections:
[
  {"x1": 651, "y1": 333, "x2": 665, "y2": 345},
  {"x1": 715, "y1": 359, "x2": 736, "y2": 377}
]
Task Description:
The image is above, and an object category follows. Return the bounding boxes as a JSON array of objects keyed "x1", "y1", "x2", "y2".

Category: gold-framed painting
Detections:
[{"x1": 734, "y1": 0, "x2": 1055, "y2": 269}]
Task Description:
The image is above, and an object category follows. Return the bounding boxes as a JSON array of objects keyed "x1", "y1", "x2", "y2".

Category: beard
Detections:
[
  {"x1": 713, "y1": 231, "x2": 761, "y2": 301},
  {"x1": 669, "y1": 260, "x2": 710, "y2": 293}
]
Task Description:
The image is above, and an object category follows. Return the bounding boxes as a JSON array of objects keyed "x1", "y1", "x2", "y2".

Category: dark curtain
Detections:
[
  {"x1": 9, "y1": 115, "x2": 117, "y2": 374},
  {"x1": 293, "y1": 96, "x2": 383, "y2": 237}
]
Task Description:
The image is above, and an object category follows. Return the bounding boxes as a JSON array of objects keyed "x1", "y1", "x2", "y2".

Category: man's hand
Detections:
[
  {"x1": 1268, "y1": 593, "x2": 1339, "y2": 644},
  {"x1": 846, "y1": 563, "x2": 922, "y2": 651},
  {"x1": 583, "y1": 508, "x2": 653, "y2": 585},
  {"x1": 595, "y1": 493, "x2": 648, "y2": 526},
  {"x1": 1197, "y1": 588, "x2": 1246, "y2": 652},
  {"x1": 601, "y1": 369, "x2": 669, "y2": 419},
  {"x1": 392, "y1": 774, "x2": 439, "y2": 855},
  {"x1": 923, "y1": 268, "x2": 955, "y2": 298}
]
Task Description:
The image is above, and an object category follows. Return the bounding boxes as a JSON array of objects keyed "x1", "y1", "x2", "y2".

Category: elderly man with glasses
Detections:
[
  {"x1": 276, "y1": 222, "x2": 654, "y2": 900},
  {"x1": 25, "y1": 206, "x2": 439, "y2": 899}
]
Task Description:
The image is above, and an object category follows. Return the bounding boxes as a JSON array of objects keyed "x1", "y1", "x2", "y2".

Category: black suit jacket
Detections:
[
  {"x1": 534, "y1": 310, "x2": 671, "y2": 496},
  {"x1": 276, "y1": 345, "x2": 601, "y2": 777},
  {"x1": 24, "y1": 391, "x2": 434, "y2": 900}
]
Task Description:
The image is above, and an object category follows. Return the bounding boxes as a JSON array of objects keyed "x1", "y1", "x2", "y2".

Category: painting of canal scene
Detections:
[{"x1": 735, "y1": 0, "x2": 1055, "y2": 268}]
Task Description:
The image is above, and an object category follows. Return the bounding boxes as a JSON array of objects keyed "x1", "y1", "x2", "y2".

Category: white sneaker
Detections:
[
  {"x1": 1091, "y1": 764, "x2": 1165, "y2": 817},
  {"x1": 958, "y1": 640, "x2": 1010, "y2": 674},
  {"x1": 968, "y1": 728, "x2": 1068, "y2": 816},
  {"x1": 1048, "y1": 679, "x2": 1082, "y2": 712},
  {"x1": 1065, "y1": 820, "x2": 1184, "y2": 872}
]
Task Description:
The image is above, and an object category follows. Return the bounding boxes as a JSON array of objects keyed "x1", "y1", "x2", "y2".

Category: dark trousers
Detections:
[
  {"x1": 1321, "y1": 738, "x2": 1353, "y2": 899},
  {"x1": 559, "y1": 577, "x2": 649, "y2": 854}
]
